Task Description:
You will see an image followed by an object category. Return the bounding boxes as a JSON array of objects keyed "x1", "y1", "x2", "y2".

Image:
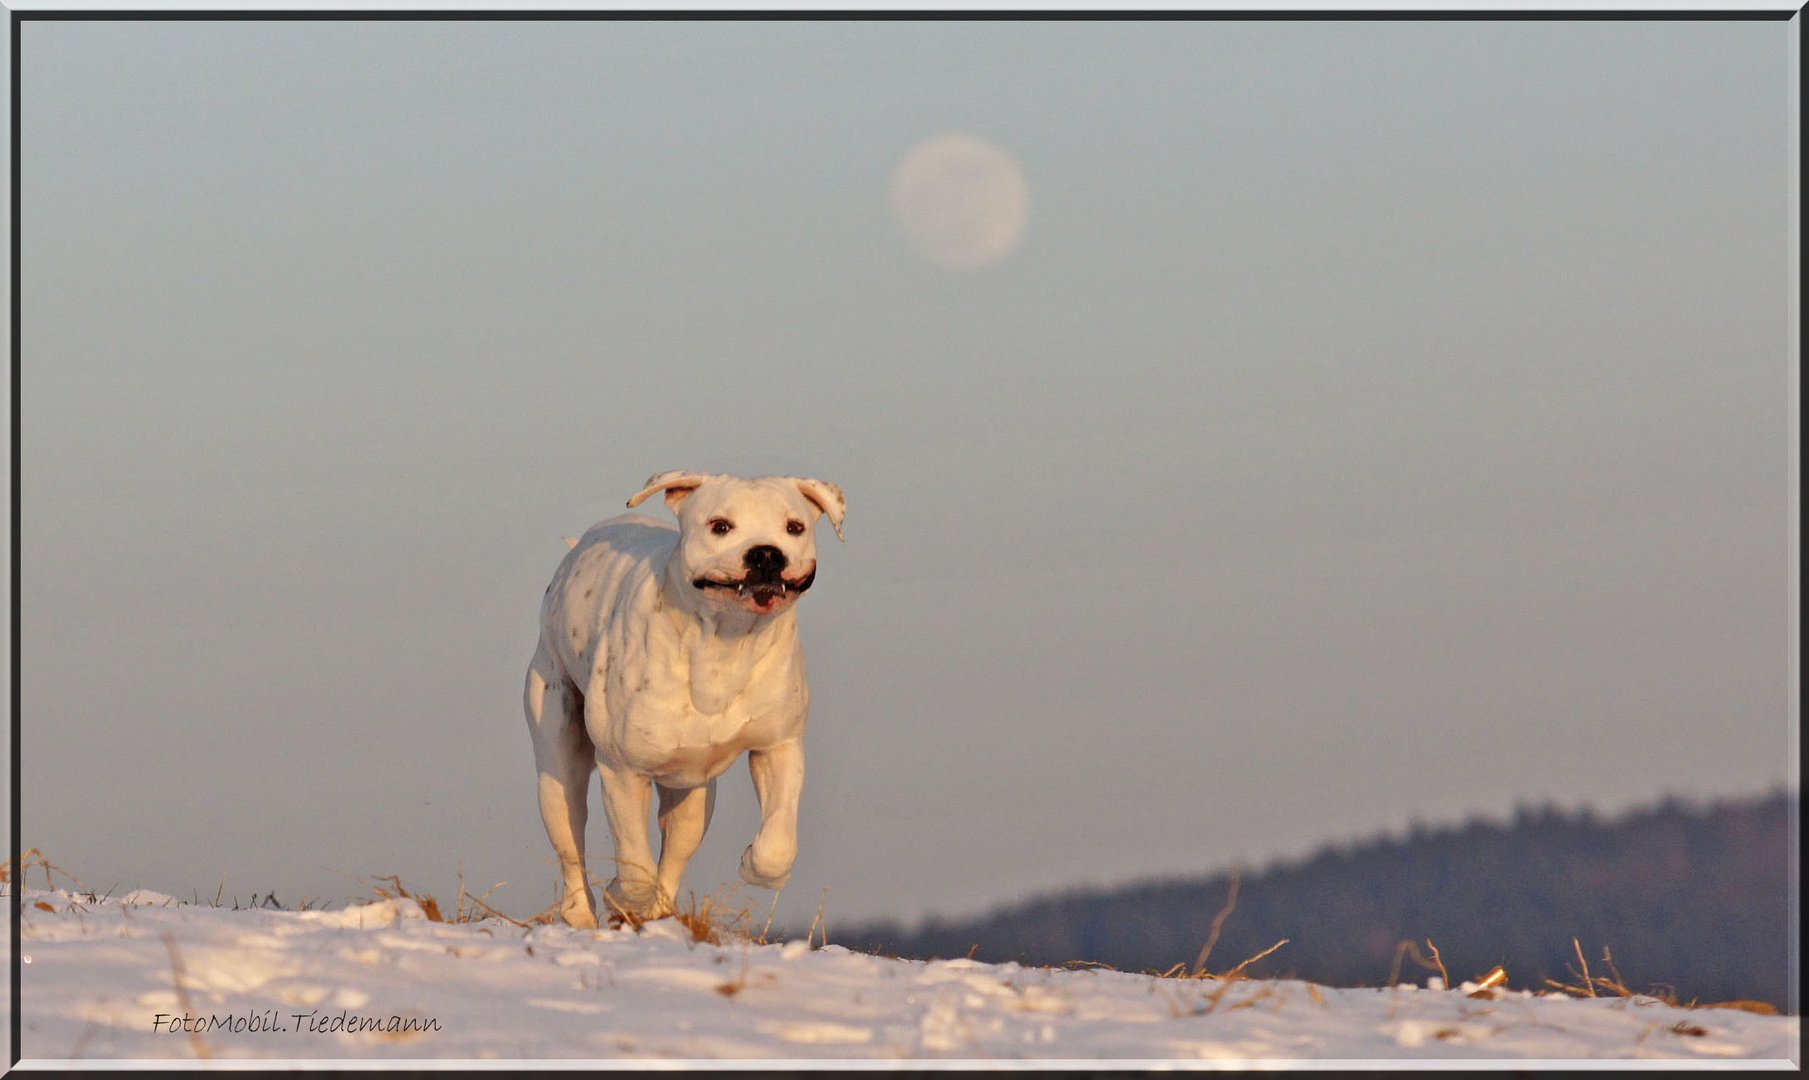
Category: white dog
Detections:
[{"x1": 523, "y1": 471, "x2": 845, "y2": 928}]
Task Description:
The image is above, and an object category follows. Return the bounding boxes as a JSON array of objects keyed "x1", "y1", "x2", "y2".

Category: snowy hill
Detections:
[{"x1": 10, "y1": 887, "x2": 1799, "y2": 1065}]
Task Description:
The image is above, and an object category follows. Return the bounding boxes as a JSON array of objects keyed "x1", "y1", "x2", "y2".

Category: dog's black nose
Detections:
[{"x1": 743, "y1": 545, "x2": 787, "y2": 574}]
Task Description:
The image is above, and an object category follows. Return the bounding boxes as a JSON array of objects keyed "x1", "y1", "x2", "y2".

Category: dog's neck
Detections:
[{"x1": 655, "y1": 556, "x2": 798, "y2": 711}]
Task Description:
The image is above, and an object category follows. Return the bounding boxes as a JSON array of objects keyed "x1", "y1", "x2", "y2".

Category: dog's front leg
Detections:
[
  {"x1": 655, "y1": 779, "x2": 717, "y2": 906},
  {"x1": 740, "y1": 739, "x2": 804, "y2": 890},
  {"x1": 595, "y1": 760, "x2": 666, "y2": 919}
]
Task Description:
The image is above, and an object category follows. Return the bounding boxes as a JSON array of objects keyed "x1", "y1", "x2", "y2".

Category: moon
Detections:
[{"x1": 888, "y1": 133, "x2": 1030, "y2": 270}]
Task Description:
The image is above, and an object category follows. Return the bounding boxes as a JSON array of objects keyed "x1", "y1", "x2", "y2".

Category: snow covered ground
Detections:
[{"x1": 9, "y1": 886, "x2": 1799, "y2": 1066}]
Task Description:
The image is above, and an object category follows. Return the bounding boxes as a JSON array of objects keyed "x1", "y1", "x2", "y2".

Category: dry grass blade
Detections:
[
  {"x1": 1538, "y1": 941, "x2": 1667, "y2": 1002},
  {"x1": 601, "y1": 888, "x2": 646, "y2": 932},
  {"x1": 451, "y1": 867, "x2": 517, "y2": 925},
  {"x1": 672, "y1": 889, "x2": 759, "y2": 946},
  {"x1": 1189, "y1": 867, "x2": 1241, "y2": 978},
  {"x1": 1, "y1": 849, "x2": 91, "y2": 894},
  {"x1": 159, "y1": 933, "x2": 212, "y2": 1061},
  {"x1": 523, "y1": 897, "x2": 563, "y2": 926},
  {"x1": 594, "y1": 874, "x2": 762, "y2": 946},
  {"x1": 671, "y1": 894, "x2": 718, "y2": 944},
  {"x1": 464, "y1": 890, "x2": 534, "y2": 929},
  {"x1": 366, "y1": 873, "x2": 446, "y2": 922},
  {"x1": 804, "y1": 888, "x2": 829, "y2": 951},
  {"x1": 1423, "y1": 938, "x2": 1450, "y2": 987},
  {"x1": 1225, "y1": 983, "x2": 1278, "y2": 1011},
  {"x1": 1696, "y1": 1000, "x2": 1780, "y2": 1015},
  {"x1": 1200, "y1": 977, "x2": 1240, "y2": 1015},
  {"x1": 1571, "y1": 937, "x2": 1597, "y2": 997},
  {"x1": 1538, "y1": 937, "x2": 1598, "y2": 999},
  {"x1": 1219, "y1": 938, "x2": 1289, "y2": 982},
  {"x1": 759, "y1": 886, "x2": 784, "y2": 946},
  {"x1": 593, "y1": 857, "x2": 678, "y2": 933},
  {"x1": 1190, "y1": 937, "x2": 1297, "y2": 1016},
  {"x1": 1599, "y1": 945, "x2": 1628, "y2": 991},
  {"x1": 1387, "y1": 938, "x2": 1447, "y2": 987},
  {"x1": 1584, "y1": 944, "x2": 1643, "y2": 998}
]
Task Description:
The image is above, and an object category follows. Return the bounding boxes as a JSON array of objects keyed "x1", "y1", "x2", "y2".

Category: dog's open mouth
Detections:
[{"x1": 691, "y1": 569, "x2": 815, "y2": 611}]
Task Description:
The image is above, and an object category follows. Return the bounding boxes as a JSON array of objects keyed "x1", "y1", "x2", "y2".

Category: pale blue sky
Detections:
[{"x1": 15, "y1": 17, "x2": 1798, "y2": 929}]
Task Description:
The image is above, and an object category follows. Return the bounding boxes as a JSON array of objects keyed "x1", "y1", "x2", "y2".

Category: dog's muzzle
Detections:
[{"x1": 692, "y1": 547, "x2": 815, "y2": 608}]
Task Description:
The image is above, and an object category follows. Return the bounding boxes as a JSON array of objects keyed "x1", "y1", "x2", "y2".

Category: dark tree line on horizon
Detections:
[{"x1": 828, "y1": 789, "x2": 1798, "y2": 1012}]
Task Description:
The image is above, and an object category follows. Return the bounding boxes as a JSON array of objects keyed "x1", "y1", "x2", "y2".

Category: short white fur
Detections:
[{"x1": 523, "y1": 471, "x2": 845, "y2": 927}]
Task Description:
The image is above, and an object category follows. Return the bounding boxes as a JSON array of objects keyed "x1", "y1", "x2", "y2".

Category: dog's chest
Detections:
[
  {"x1": 550, "y1": 517, "x2": 809, "y2": 784},
  {"x1": 597, "y1": 619, "x2": 806, "y2": 783}
]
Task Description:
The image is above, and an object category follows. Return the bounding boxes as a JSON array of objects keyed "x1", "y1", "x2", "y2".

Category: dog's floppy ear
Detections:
[
  {"x1": 626, "y1": 471, "x2": 712, "y2": 513},
  {"x1": 790, "y1": 477, "x2": 846, "y2": 542}
]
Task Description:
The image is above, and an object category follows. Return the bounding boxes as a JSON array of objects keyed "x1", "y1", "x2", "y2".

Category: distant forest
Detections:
[{"x1": 829, "y1": 789, "x2": 1798, "y2": 1011}]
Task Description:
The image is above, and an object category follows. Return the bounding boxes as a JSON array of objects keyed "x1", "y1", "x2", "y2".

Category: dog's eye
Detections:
[
  {"x1": 786, "y1": 520, "x2": 806, "y2": 536},
  {"x1": 709, "y1": 519, "x2": 734, "y2": 536}
]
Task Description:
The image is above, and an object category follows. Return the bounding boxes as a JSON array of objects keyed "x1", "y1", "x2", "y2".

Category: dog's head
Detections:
[{"x1": 627, "y1": 471, "x2": 845, "y2": 617}]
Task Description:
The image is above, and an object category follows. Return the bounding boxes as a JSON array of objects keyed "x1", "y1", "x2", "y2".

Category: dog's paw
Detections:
[
  {"x1": 560, "y1": 888, "x2": 600, "y2": 929},
  {"x1": 562, "y1": 907, "x2": 600, "y2": 930},
  {"x1": 738, "y1": 843, "x2": 794, "y2": 890},
  {"x1": 602, "y1": 877, "x2": 668, "y2": 920}
]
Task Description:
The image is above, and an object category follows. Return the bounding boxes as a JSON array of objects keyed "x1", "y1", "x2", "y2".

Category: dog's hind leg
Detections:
[
  {"x1": 525, "y1": 644, "x2": 599, "y2": 928},
  {"x1": 655, "y1": 779, "x2": 717, "y2": 908}
]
